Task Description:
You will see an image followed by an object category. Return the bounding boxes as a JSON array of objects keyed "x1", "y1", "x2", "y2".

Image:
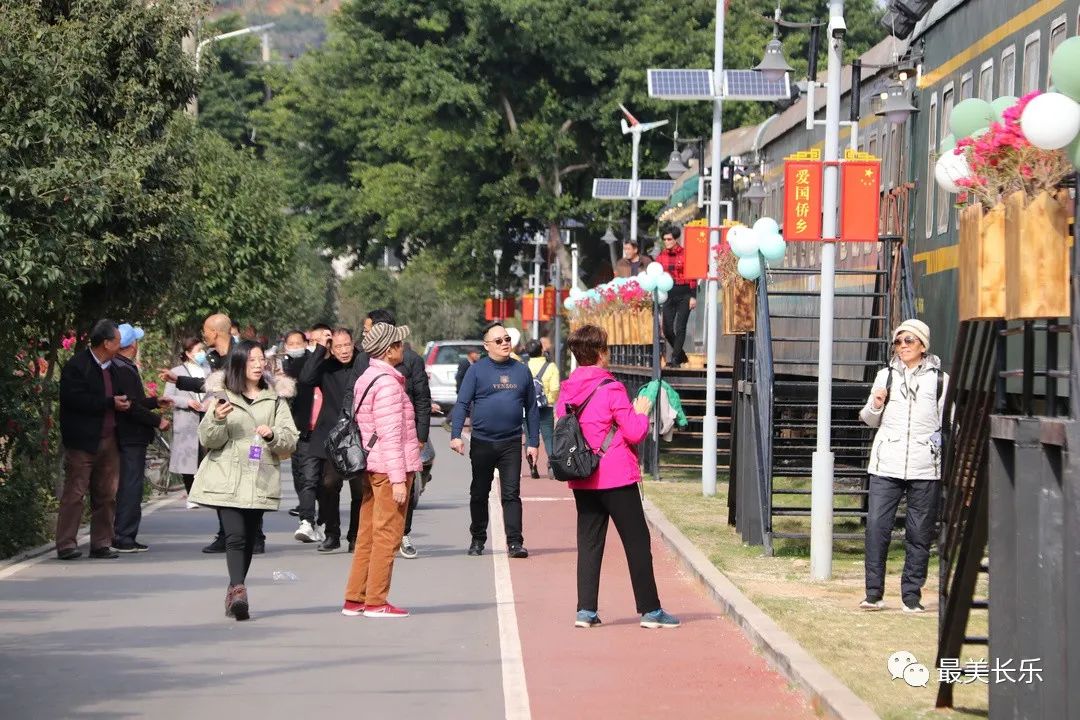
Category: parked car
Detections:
[{"x1": 426, "y1": 340, "x2": 483, "y2": 412}]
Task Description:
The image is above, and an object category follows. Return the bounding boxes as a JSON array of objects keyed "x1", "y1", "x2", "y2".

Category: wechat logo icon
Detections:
[{"x1": 888, "y1": 650, "x2": 930, "y2": 688}]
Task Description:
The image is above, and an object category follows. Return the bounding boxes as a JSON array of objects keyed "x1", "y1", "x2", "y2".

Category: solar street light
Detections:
[
  {"x1": 875, "y1": 73, "x2": 919, "y2": 124},
  {"x1": 664, "y1": 151, "x2": 689, "y2": 179},
  {"x1": 743, "y1": 180, "x2": 768, "y2": 211},
  {"x1": 755, "y1": 38, "x2": 795, "y2": 83}
]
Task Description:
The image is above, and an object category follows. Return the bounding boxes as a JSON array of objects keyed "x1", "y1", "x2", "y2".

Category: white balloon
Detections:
[
  {"x1": 934, "y1": 151, "x2": 969, "y2": 194},
  {"x1": 728, "y1": 226, "x2": 760, "y2": 258},
  {"x1": 656, "y1": 290, "x2": 669, "y2": 305},
  {"x1": 657, "y1": 273, "x2": 674, "y2": 292},
  {"x1": 563, "y1": 297, "x2": 576, "y2": 310},
  {"x1": 646, "y1": 261, "x2": 664, "y2": 276},
  {"x1": 737, "y1": 255, "x2": 763, "y2": 281},
  {"x1": 569, "y1": 287, "x2": 583, "y2": 298},
  {"x1": 752, "y1": 217, "x2": 780, "y2": 236},
  {"x1": 759, "y1": 232, "x2": 787, "y2": 262},
  {"x1": 1020, "y1": 92, "x2": 1080, "y2": 150},
  {"x1": 638, "y1": 272, "x2": 658, "y2": 292}
]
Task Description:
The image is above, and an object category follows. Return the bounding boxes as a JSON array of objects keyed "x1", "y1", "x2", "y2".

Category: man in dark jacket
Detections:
[
  {"x1": 300, "y1": 326, "x2": 364, "y2": 552},
  {"x1": 279, "y1": 327, "x2": 323, "y2": 543},
  {"x1": 112, "y1": 324, "x2": 172, "y2": 553},
  {"x1": 357, "y1": 309, "x2": 432, "y2": 558},
  {"x1": 56, "y1": 319, "x2": 132, "y2": 560}
]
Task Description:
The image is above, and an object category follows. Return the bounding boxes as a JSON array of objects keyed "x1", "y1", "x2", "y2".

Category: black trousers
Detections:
[
  {"x1": 469, "y1": 438, "x2": 523, "y2": 546},
  {"x1": 114, "y1": 443, "x2": 148, "y2": 547},
  {"x1": 864, "y1": 474, "x2": 940, "y2": 604},
  {"x1": 182, "y1": 473, "x2": 195, "y2": 494},
  {"x1": 661, "y1": 285, "x2": 693, "y2": 362},
  {"x1": 218, "y1": 507, "x2": 264, "y2": 586},
  {"x1": 318, "y1": 460, "x2": 362, "y2": 542},
  {"x1": 292, "y1": 440, "x2": 321, "y2": 524},
  {"x1": 573, "y1": 483, "x2": 661, "y2": 614}
]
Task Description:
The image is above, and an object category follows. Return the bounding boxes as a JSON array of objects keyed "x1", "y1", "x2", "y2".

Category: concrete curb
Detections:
[{"x1": 642, "y1": 497, "x2": 882, "y2": 720}]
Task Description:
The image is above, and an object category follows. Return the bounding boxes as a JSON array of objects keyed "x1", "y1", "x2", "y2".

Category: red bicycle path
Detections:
[{"x1": 506, "y1": 463, "x2": 816, "y2": 719}]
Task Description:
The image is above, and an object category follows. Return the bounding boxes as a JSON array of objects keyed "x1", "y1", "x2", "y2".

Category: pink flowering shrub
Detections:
[{"x1": 954, "y1": 91, "x2": 1071, "y2": 208}]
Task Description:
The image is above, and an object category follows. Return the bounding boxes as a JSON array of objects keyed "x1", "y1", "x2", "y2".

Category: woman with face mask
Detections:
[{"x1": 164, "y1": 337, "x2": 209, "y2": 502}]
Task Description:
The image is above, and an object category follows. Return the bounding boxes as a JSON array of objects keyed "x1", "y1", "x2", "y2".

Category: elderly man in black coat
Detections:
[{"x1": 56, "y1": 320, "x2": 132, "y2": 560}]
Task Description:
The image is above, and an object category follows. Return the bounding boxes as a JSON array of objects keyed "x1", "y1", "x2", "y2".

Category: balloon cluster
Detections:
[
  {"x1": 562, "y1": 272, "x2": 660, "y2": 312},
  {"x1": 635, "y1": 262, "x2": 676, "y2": 305},
  {"x1": 728, "y1": 217, "x2": 787, "y2": 281},
  {"x1": 935, "y1": 36, "x2": 1080, "y2": 193}
]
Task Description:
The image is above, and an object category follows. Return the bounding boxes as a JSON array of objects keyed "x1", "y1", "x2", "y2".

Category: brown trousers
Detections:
[
  {"x1": 344, "y1": 473, "x2": 411, "y2": 607},
  {"x1": 57, "y1": 436, "x2": 120, "y2": 551}
]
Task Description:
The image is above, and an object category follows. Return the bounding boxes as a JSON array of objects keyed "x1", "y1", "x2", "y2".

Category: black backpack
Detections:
[
  {"x1": 325, "y1": 374, "x2": 386, "y2": 476},
  {"x1": 533, "y1": 361, "x2": 552, "y2": 409},
  {"x1": 550, "y1": 379, "x2": 617, "y2": 482}
]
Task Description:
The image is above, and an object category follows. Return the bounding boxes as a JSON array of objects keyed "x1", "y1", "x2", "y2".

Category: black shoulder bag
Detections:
[{"x1": 325, "y1": 374, "x2": 387, "y2": 475}]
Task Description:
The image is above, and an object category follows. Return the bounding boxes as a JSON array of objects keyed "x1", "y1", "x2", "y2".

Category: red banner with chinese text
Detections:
[
  {"x1": 840, "y1": 159, "x2": 881, "y2": 241},
  {"x1": 782, "y1": 160, "x2": 824, "y2": 241}
]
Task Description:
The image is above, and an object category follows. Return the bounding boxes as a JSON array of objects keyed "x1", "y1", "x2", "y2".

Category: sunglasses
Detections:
[
  {"x1": 486, "y1": 336, "x2": 512, "y2": 345},
  {"x1": 893, "y1": 335, "x2": 920, "y2": 347}
]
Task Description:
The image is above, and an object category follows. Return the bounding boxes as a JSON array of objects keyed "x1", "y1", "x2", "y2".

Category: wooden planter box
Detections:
[
  {"x1": 1004, "y1": 189, "x2": 1071, "y2": 320},
  {"x1": 632, "y1": 307, "x2": 653, "y2": 344},
  {"x1": 958, "y1": 202, "x2": 1006, "y2": 320},
  {"x1": 722, "y1": 278, "x2": 756, "y2": 335}
]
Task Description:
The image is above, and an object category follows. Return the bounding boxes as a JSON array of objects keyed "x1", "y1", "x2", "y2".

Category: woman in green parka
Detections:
[{"x1": 190, "y1": 340, "x2": 298, "y2": 620}]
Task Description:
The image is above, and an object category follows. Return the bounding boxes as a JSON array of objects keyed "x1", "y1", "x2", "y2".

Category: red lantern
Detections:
[{"x1": 484, "y1": 298, "x2": 495, "y2": 321}]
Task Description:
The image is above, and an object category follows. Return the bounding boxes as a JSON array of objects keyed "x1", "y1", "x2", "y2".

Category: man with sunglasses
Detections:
[
  {"x1": 450, "y1": 323, "x2": 540, "y2": 559},
  {"x1": 656, "y1": 226, "x2": 697, "y2": 368},
  {"x1": 858, "y1": 318, "x2": 949, "y2": 614}
]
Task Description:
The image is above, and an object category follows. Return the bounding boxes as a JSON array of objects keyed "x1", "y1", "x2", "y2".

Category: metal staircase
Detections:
[{"x1": 732, "y1": 239, "x2": 900, "y2": 552}]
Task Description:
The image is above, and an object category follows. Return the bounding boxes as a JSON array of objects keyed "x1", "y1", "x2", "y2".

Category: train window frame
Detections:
[
  {"x1": 925, "y1": 92, "x2": 938, "y2": 241},
  {"x1": 979, "y1": 58, "x2": 994, "y2": 101},
  {"x1": 1022, "y1": 30, "x2": 1041, "y2": 95},
  {"x1": 960, "y1": 70, "x2": 974, "y2": 101},
  {"x1": 1000, "y1": 45, "x2": 1016, "y2": 96},
  {"x1": 937, "y1": 84, "x2": 955, "y2": 235},
  {"x1": 1049, "y1": 16, "x2": 1067, "y2": 82}
]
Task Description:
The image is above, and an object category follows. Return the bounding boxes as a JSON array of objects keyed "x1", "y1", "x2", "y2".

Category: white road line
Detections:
[
  {"x1": 0, "y1": 494, "x2": 178, "y2": 580},
  {"x1": 490, "y1": 469, "x2": 532, "y2": 720}
]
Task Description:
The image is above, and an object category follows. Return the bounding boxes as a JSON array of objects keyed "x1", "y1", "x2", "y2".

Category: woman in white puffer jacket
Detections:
[{"x1": 857, "y1": 319, "x2": 949, "y2": 614}]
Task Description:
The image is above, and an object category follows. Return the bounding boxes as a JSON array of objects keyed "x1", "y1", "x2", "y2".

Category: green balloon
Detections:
[
  {"x1": 990, "y1": 95, "x2": 1018, "y2": 121},
  {"x1": 938, "y1": 134, "x2": 956, "y2": 153},
  {"x1": 1050, "y1": 36, "x2": 1080, "y2": 102},
  {"x1": 950, "y1": 98, "x2": 995, "y2": 138},
  {"x1": 1067, "y1": 134, "x2": 1080, "y2": 171}
]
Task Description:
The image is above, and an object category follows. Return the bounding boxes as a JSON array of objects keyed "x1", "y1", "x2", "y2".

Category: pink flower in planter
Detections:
[
  {"x1": 145, "y1": 381, "x2": 158, "y2": 397},
  {"x1": 61, "y1": 336, "x2": 76, "y2": 351}
]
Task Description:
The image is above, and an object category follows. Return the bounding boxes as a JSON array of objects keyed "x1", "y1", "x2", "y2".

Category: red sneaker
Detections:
[
  {"x1": 363, "y1": 603, "x2": 409, "y2": 618},
  {"x1": 341, "y1": 600, "x2": 366, "y2": 617}
]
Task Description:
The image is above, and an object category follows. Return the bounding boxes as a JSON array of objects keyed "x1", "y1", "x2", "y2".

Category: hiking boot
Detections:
[
  {"x1": 508, "y1": 544, "x2": 529, "y2": 559},
  {"x1": 56, "y1": 548, "x2": 82, "y2": 561},
  {"x1": 859, "y1": 598, "x2": 886, "y2": 611},
  {"x1": 202, "y1": 535, "x2": 226, "y2": 554},
  {"x1": 467, "y1": 539, "x2": 484, "y2": 556},
  {"x1": 227, "y1": 584, "x2": 250, "y2": 621},
  {"x1": 640, "y1": 609, "x2": 680, "y2": 629},
  {"x1": 294, "y1": 520, "x2": 318, "y2": 543},
  {"x1": 363, "y1": 603, "x2": 409, "y2": 618},
  {"x1": 574, "y1": 610, "x2": 602, "y2": 628},
  {"x1": 399, "y1": 535, "x2": 418, "y2": 559}
]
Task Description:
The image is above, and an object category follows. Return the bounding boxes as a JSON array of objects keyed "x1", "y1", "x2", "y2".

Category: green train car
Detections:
[{"x1": 746, "y1": 0, "x2": 1079, "y2": 372}]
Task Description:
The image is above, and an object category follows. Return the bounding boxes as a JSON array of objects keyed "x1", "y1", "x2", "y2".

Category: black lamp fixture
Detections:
[
  {"x1": 601, "y1": 226, "x2": 619, "y2": 245},
  {"x1": 743, "y1": 180, "x2": 768, "y2": 211},
  {"x1": 875, "y1": 72, "x2": 919, "y2": 125},
  {"x1": 755, "y1": 37, "x2": 795, "y2": 83}
]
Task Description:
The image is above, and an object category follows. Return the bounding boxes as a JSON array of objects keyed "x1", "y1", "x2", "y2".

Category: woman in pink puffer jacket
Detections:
[
  {"x1": 557, "y1": 324, "x2": 679, "y2": 630},
  {"x1": 341, "y1": 322, "x2": 420, "y2": 619}
]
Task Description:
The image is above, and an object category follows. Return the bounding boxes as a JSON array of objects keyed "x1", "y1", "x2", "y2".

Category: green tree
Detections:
[{"x1": 197, "y1": 13, "x2": 273, "y2": 148}]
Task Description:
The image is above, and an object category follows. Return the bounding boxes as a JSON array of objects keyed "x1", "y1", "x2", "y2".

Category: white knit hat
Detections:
[{"x1": 893, "y1": 318, "x2": 930, "y2": 351}]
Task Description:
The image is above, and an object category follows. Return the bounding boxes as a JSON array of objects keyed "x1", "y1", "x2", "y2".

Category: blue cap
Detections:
[{"x1": 118, "y1": 323, "x2": 145, "y2": 348}]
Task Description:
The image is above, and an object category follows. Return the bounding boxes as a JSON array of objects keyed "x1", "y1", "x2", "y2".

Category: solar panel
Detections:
[
  {"x1": 647, "y1": 69, "x2": 715, "y2": 100},
  {"x1": 592, "y1": 178, "x2": 633, "y2": 200},
  {"x1": 721, "y1": 70, "x2": 790, "y2": 101},
  {"x1": 638, "y1": 179, "x2": 675, "y2": 200}
]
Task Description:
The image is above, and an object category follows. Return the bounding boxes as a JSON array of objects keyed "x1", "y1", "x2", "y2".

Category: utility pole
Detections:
[
  {"x1": 701, "y1": 0, "x2": 727, "y2": 498},
  {"x1": 810, "y1": 0, "x2": 846, "y2": 581},
  {"x1": 531, "y1": 232, "x2": 544, "y2": 341}
]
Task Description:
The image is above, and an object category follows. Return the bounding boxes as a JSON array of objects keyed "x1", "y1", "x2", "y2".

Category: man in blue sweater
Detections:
[{"x1": 451, "y1": 322, "x2": 539, "y2": 558}]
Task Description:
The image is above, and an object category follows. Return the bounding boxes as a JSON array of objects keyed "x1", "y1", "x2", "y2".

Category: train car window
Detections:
[
  {"x1": 1023, "y1": 31, "x2": 1041, "y2": 94},
  {"x1": 926, "y1": 92, "x2": 938, "y2": 240},
  {"x1": 960, "y1": 71, "x2": 974, "y2": 100},
  {"x1": 979, "y1": 59, "x2": 994, "y2": 101},
  {"x1": 868, "y1": 133, "x2": 878, "y2": 158},
  {"x1": 1000, "y1": 45, "x2": 1016, "y2": 96},
  {"x1": 937, "y1": 86, "x2": 954, "y2": 235},
  {"x1": 1050, "y1": 17, "x2": 1067, "y2": 82}
]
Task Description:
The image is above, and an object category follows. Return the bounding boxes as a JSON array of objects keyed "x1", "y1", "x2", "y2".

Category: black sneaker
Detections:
[
  {"x1": 115, "y1": 542, "x2": 149, "y2": 553},
  {"x1": 202, "y1": 535, "x2": 226, "y2": 554},
  {"x1": 902, "y1": 601, "x2": 926, "y2": 614},
  {"x1": 288, "y1": 506, "x2": 301, "y2": 517},
  {"x1": 88, "y1": 547, "x2": 119, "y2": 559},
  {"x1": 508, "y1": 544, "x2": 529, "y2": 559},
  {"x1": 467, "y1": 540, "x2": 484, "y2": 556},
  {"x1": 56, "y1": 548, "x2": 82, "y2": 561},
  {"x1": 318, "y1": 537, "x2": 341, "y2": 553}
]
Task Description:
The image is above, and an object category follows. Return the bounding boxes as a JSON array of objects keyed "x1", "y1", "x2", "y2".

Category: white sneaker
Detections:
[
  {"x1": 186, "y1": 500, "x2": 200, "y2": 509},
  {"x1": 294, "y1": 520, "x2": 318, "y2": 543}
]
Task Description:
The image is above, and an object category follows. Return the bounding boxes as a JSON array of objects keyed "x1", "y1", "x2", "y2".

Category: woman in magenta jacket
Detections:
[
  {"x1": 557, "y1": 324, "x2": 680, "y2": 629},
  {"x1": 341, "y1": 322, "x2": 420, "y2": 619}
]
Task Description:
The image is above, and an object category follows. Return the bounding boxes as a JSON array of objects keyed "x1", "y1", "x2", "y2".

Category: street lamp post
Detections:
[
  {"x1": 531, "y1": 232, "x2": 545, "y2": 341},
  {"x1": 189, "y1": 22, "x2": 275, "y2": 117},
  {"x1": 810, "y1": 0, "x2": 846, "y2": 581}
]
